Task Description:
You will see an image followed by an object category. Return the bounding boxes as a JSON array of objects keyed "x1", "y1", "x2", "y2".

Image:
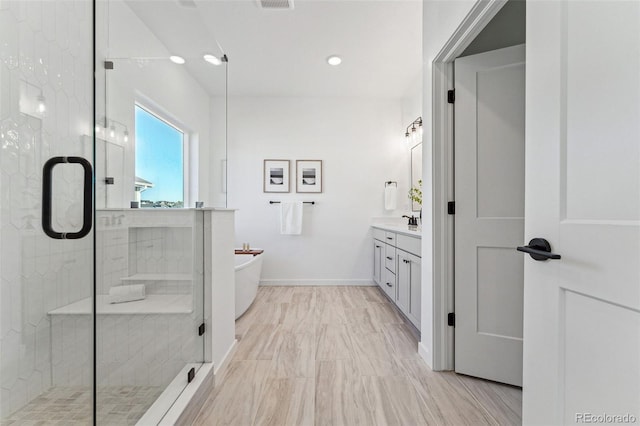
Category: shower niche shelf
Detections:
[{"x1": 121, "y1": 273, "x2": 193, "y2": 281}]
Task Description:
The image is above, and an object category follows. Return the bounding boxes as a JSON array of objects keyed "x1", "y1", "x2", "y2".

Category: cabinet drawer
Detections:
[
  {"x1": 397, "y1": 234, "x2": 421, "y2": 257},
  {"x1": 372, "y1": 227, "x2": 386, "y2": 242},
  {"x1": 384, "y1": 232, "x2": 397, "y2": 245},
  {"x1": 384, "y1": 244, "x2": 396, "y2": 273},
  {"x1": 383, "y1": 268, "x2": 396, "y2": 300}
]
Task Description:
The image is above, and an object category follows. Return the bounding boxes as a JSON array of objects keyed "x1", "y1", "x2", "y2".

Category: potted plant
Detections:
[{"x1": 409, "y1": 179, "x2": 422, "y2": 224}]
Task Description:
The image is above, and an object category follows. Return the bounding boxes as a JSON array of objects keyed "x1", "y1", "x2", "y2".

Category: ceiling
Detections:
[{"x1": 125, "y1": 0, "x2": 422, "y2": 98}]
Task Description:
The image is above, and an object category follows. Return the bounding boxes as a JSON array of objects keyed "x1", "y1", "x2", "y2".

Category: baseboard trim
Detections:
[
  {"x1": 214, "y1": 339, "x2": 237, "y2": 377},
  {"x1": 418, "y1": 342, "x2": 433, "y2": 370},
  {"x1": 259, "y1": 279, "x2": 375, "y2": 286}
]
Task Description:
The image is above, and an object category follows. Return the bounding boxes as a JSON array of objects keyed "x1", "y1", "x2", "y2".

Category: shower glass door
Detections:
[
  {"x1": 1, "y1": 0, "x2": 95, "y2": 423},
  {"x1": 94, "y1": 0, "x2": 227, "y2": 423}
]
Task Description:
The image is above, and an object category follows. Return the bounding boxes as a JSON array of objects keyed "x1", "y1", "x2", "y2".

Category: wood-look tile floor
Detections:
[{"x1": 194, "y1": 286, "x2": 522, "y2": 426}]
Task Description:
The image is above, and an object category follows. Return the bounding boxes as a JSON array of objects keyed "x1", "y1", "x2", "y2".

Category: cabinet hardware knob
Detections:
[
  {"x1": 386, "y1": 256, "x2": 392, "y2": 260},
  {"x1": 386, "y1": 282, "x2": 392, "y2": 287},
  {"x1": 386, "y1": 237, "x2": 393, "y2": 240}
]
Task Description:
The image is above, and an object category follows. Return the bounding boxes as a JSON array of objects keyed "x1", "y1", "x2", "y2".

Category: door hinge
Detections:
[
  {"x1": 447, "y1": 89, "x2": 455, "y2": 104},
  {"x1": 187, "y1": 367, "x2": 195, "y2": 383},
  {"x1": 104, "y1": 61, "x2": 114, "y2": 70},
  {"x1": 447, "y1": 201, "x2": 455, "y2": 215},
  {"x1": 198, "y1": 323, "x2": 206, "y2": 336},
  {"x1": 447, "y1": 312, "x2": 455, "y2": 327}
]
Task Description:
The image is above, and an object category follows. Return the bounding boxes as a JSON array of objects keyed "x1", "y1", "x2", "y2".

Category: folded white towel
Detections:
[
  {"x1": 280, "y1": 201, "x2": 303, "y2": 235},
  {"x1": 384, "y1": 186, "x2": 397, "y2": 210},
  {"x1": 109, "y1": 284, "x2": 146, "y2": 304}
]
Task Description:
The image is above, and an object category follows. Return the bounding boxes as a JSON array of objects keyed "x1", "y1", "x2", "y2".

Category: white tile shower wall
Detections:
[
  {"x1": 0, "y1": 0, "x2": 93, "y2": 417},
  {"x1": 128, "y1": 227, "x2": 193, "y2": 294},
  {"x1": 51, "y1": 313, "x2": 198, "y2": 388}
]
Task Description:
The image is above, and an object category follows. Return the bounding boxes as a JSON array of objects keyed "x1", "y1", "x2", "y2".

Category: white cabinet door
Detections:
[
  {"x1": 407, "y1": 252, "x2": 421, "y2": 330},
  {"x1": 454, "y1": 44, "x2": 525, "y2": 387},
  {"x1": 397, "y1": 249, "x2": 421, "y2": 330},
  {"x1": 373, "y1": 240, "x2": 383, "y2": 285},
  {"x1": 523, "y1": 2, "x2": 640, "y2": 423},
  {"x1": 396, "y1": 251, "x2": 410, "y2": 314}
]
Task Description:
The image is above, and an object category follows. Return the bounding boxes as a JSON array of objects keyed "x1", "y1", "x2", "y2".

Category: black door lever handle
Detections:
[{"x1": 517, "y1": 238, "x2": 561, "y2": 261}]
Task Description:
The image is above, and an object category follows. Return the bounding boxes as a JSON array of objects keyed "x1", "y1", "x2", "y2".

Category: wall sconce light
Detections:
[
  {"x1": 36, "y1": 94, "x2": 47, "y2": 115},
  {"x1": 404, "y1": 117, "x2": 423, "y2": 144},
  {"x1": 96, "y1": 116, "x2": 129, "y2": 142},
  {"x1": 20, "y1": 80, "x2": 47, "y2": 117}
]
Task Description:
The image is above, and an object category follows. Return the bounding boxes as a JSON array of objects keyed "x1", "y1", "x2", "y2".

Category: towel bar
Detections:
[{"x1": 269, "y1": 201, "x2": 315, "y2": 205}]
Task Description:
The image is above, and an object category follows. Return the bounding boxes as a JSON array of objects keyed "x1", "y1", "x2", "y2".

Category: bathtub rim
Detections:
[{"x1": 234, "y1": 251, "x2": 263, "y2": 272}]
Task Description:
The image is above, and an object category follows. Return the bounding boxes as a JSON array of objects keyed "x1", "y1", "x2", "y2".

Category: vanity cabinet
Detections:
[{"x1": 372, "y1": 226, "x2": 421, "y2": 331}]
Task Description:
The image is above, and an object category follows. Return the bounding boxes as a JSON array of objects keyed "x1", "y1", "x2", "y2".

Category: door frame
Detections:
[{"x1": 430, "y1": 0, "x2": 510, "y2": 371}]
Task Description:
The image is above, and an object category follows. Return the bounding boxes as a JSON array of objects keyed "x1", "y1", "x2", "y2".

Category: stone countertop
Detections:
[{"x1": 371, "y1": 223, "x2": 422, "y2": 238}]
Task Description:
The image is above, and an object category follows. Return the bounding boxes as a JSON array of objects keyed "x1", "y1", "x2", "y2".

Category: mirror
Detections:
[{"x1": 411, "y1": 142, "x2": 423, "y2": 212}]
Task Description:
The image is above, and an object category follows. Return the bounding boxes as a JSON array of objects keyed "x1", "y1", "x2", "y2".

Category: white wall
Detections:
[
  {"x1": 228, "y1": 96, "x2": 412, "y2": 284},
  {"x1": 209, "y1": 96, "x2": 227, "y2": 208},
  {"x1": 420, "y1": 0, "x2": 478, "y2": 367},
  {"x1": 401, "y1": 74, "x2": 423, "y2": 130}
]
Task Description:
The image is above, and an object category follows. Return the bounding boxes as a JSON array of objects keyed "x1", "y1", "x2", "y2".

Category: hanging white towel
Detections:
[
  {"x1": 384, "y1": 185, "x2": 397, "y2": 210},
  {"x1": 109, "y1": 284, "x2": 146, "y2": 304},
  {"x1": 280, "y1": 201, "x2": 303, "y2": 235}
]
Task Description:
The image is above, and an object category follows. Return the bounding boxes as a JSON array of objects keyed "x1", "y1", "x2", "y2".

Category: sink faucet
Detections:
[{"x1": 402, "y1": 215, "x2": 418, "y2": 226}]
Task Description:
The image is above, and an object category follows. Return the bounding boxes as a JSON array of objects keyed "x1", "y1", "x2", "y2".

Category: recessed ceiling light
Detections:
[
  {"x1": 170, "y1": 55, "x2": 186, "y2": 64},
  {"x1": 327, "y1": 55, "x2": 342, "y2": 66},
  {"x1": 203, "y1": 54, "x2": 222, "y2": 66}
]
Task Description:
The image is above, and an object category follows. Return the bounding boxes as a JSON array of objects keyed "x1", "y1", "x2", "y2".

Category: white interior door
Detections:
[
  {"x1": 523, "y1": 1, "x2": 640, "y2": 424},
  {"x1": 454, "y1": 44, "x2": 526, "y2": 387}
]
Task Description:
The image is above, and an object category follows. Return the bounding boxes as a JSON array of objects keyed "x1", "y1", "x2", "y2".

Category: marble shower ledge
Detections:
[
  {"x1": 121, "y1": 273, "x2": 193, "y2": 281},
  {"x1": 48, "y1": 294, "x2": 193, "y2": 315}
]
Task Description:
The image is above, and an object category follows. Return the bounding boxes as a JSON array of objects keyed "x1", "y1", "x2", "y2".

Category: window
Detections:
[{"x1": 134, "y1": 105, "x2": 185, "y2": 208}]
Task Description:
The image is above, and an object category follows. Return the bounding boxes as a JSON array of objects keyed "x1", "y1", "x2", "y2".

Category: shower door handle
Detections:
[{"x1": 42, "y1": 156, "x2": 93, "y2": 239}]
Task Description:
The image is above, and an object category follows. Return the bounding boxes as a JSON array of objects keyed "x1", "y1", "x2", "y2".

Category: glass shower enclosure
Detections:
[{"x1": 1, "y1": 0, "x2": 227, "y2": 424}]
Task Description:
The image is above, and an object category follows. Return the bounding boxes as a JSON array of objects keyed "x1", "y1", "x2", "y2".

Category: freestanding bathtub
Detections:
[{"x1": 234, "y1": 252, "x2": 264, "y2": 319}]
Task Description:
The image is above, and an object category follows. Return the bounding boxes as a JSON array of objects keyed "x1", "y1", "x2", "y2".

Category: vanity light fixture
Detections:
[
  {"x1": 203, "y1": 54, "x2": 222, "y2": 66},
  {"x1": 170, "y1": 55, "x2": 186, "y2": 64},
  {"x1": 404, "y1": 117, "x2": 423, "y2": 143},
  {"x1": 327, "y1": 55, "x2": 342, "y2": 66}
]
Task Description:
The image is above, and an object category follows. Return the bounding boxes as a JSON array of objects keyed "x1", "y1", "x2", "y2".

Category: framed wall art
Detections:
[
  {"x1": 263, "y1": 159, "x2": 290, "y2": 193},
  {"x1": 296, "y1": 160, "x2": 323, "y2": 193}
]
